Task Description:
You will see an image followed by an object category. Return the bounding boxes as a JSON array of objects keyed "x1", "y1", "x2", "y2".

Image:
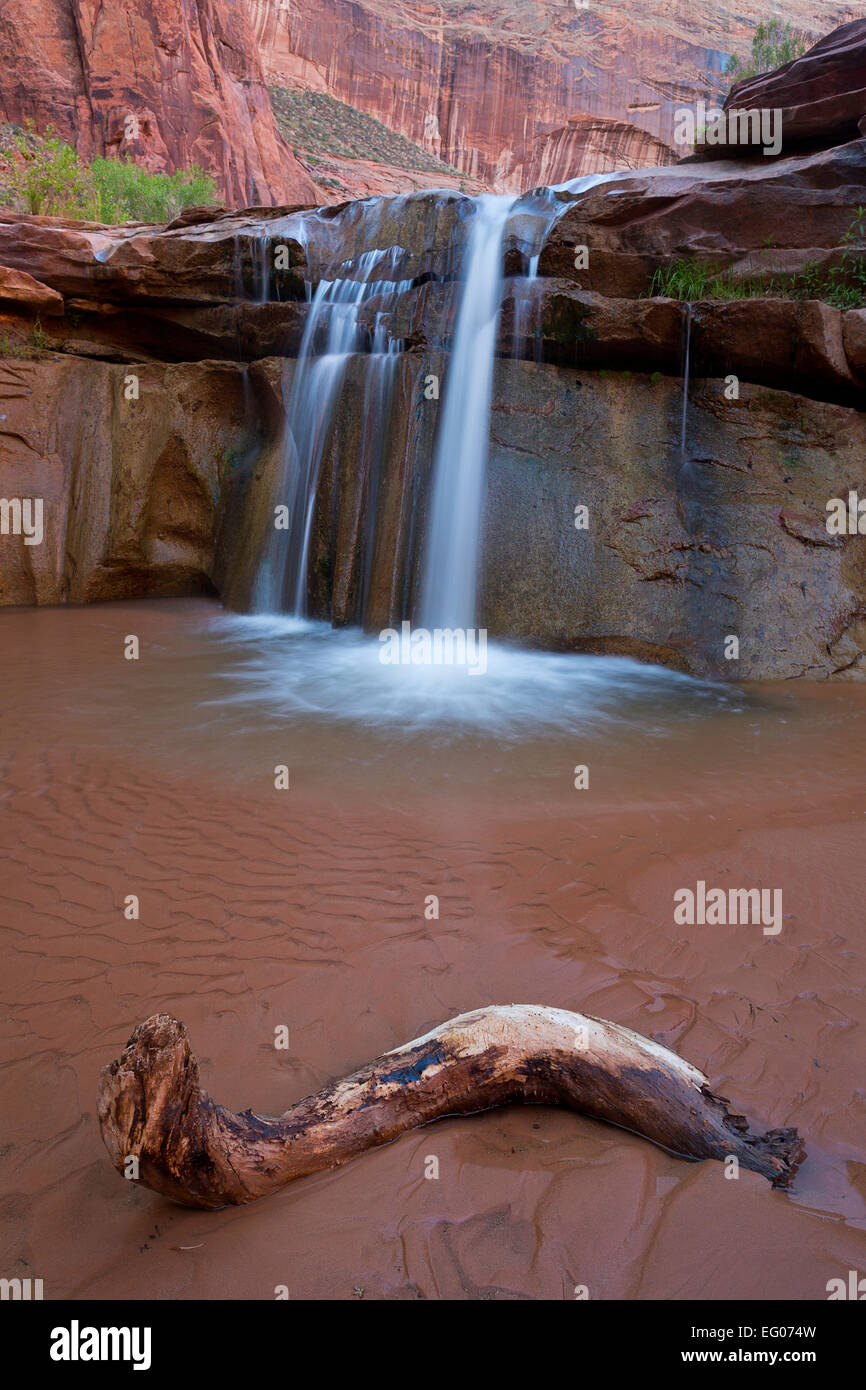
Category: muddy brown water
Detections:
[{"x1": 1, "y1": 598, "x2": 864, "y2": 1299}]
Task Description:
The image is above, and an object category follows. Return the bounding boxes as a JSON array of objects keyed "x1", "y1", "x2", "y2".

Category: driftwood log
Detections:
[{"x1": 97, "y1": 1005, "x2": 804, "y2": 1209}]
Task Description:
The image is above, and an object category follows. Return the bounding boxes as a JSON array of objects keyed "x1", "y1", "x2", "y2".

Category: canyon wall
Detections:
[
  {"x1": 3, "y1": 339, "x2": 863, "y2": 681},
  {"x1": 0, "y1": 1, "x2": 862, "y2": 205},
  {"x1": 252, "y1": 0, "x2": 862, "y2": 191},
  {"x1": 0, "y1": 0, "x2": 319, "y2": 206},
  {"x1": 215, "y1": 351, "x2": 866, "y2": 681},
  {"x1": 0, "y1": 355, "x2": 257, "y2": 605}
]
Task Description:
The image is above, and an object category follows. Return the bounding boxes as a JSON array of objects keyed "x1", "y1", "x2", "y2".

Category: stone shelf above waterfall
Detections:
[
  {"x1": 538, "y1": 140, "x2": 866, "y2": 295},
  {"x1": 0, "y1": 135, "x2": 863, "y2": 393}
]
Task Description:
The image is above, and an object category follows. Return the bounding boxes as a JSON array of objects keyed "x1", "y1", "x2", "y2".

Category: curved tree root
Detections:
[{"x1": 96, "y1": 1005, "x2": 805, "y2": 1209}]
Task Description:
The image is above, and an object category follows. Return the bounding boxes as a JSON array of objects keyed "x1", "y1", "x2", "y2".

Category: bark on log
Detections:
[{"x1": 96, "y1": 1005, "x2": 804, "y2": 1209}]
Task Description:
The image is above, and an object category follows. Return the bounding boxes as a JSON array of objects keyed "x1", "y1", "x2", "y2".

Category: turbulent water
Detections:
[{"x1": 210, "y1": 613, "x2": 742, "y2": 739}]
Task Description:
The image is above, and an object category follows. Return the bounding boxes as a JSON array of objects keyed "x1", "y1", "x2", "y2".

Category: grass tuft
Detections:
[{"x1": 648, "y1": 209, "x2": 866, "y2": 310}]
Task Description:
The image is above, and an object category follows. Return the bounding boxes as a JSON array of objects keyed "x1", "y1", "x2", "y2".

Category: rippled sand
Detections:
[{"x1": 1, "y1": 598, "x2": 864, "y2": 1299}]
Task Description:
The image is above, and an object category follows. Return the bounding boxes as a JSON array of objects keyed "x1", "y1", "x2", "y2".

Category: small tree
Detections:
[
  {"x1": 10, "y1": 122, "x2": 98, "y2": 218},
  {"x1": 726, "y1": 20, "x2": 809, "y2": 87}
]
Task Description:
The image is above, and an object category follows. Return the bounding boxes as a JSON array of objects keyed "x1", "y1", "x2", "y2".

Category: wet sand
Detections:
[{"x1": 1, "y1": 598, "x2": 865, "y2": 1300}]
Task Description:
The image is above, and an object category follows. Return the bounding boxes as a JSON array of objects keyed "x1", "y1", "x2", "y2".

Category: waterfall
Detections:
[
  {"x1": 232, "y1": 229, "x2": 274, "y2": 303},
  {"x1": 236, "y1": 178, "x2": 621, "y2": 628},
  {"x1": 509, "y1": 187, "x2": 562, "y2": 360},
  {"x1": 417, "y1": 179, "x2": 614, "y2": 627},
  {"x1": 256, "y1": 246, "x2": 412, "y2": 615},
  {"x1": 418, "y1": 194, "x2": 516, "y2": 629}
]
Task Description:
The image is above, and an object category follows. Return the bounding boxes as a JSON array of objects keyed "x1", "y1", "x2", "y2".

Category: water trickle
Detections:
[
  {"x1": 232, "y1": 228, "x2": 276, "y2": 303},
  {"x1": 509, "y1": 189, "x2": 561, "y2": 359},
  {"x1": 680, "y1": 300, "x2": 693, "y2": 454},
  {"x1": 508, "y1": 176, "x2": 613, "y2": 359}
]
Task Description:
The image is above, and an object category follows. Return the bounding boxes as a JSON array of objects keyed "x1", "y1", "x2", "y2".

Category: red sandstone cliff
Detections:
[
  {"x1": 251, "y1": 0, "x2": 862, "y2": 191},
  {"x1": 0, "y1": 0, "x2": 862, "y2": 210},
  {"x1": 0, "y1": 0, "x2": 319, "y2": 207}
]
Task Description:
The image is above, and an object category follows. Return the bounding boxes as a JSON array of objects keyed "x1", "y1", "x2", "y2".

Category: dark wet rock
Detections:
[
  {"x1": 0, "y1": 356, "x2": 258, "y2": 605},
  {"x1": 214, "y1": 353, "x2": 866, "y2": 681}
]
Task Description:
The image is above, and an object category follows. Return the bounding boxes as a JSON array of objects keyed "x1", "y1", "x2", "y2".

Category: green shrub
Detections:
[
  {"x1": 28, "y1": 319, "x2": 47, "y2": 352},
  {"x1": 5, "y1": 122, "x2": 221, "y2": 224},
  {"x1": 648, "y1": 209, "x2": 866, "y2": 310},
  {"x1": 9, "y1": 124, "x2": 98, "y2": 218},
  {"x1": 90, "y1": 157, "x2": 219, "y2": 223},
  {"x1": 726, "y1": 21, "x2": 808, "y2": 88},
  {"x1": 649, "y1": 261, "x2": 760, "y2": 301},
  {"x1": 0, "y1": 319, "x2": 48, "y2": 359}
]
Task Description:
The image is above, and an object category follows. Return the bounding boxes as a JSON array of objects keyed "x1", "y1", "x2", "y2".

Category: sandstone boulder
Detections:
[
  {"x1": 0, "y1": 211, "x2": 308, "y2": 303},
  {"x1": 0, "y1": 265, "x2": 64, "y2": 315},
  {"x1": 540, "y1": 140, "x2": 866, "y2": 296},
  {"x1": 698, "y1": 19, "x2": 866, "y2": 159}
]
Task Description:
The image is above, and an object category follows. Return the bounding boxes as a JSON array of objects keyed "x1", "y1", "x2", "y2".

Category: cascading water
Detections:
[
  {"x1": 215, "y1": 173, "x2": 735, "y2": 736},
  {"x1": 416, "y1": 174, "x2": 622, "y2": 629},
  {"x1": 508, "y1": 171, "x2": 629, "y2": 360},
  {"x1": 234, "y1": 191, "x2": 519, "y2": 624},
  {"x1": 509, "y1": 187, "x2": 565, "y2": 360},
  {"x1": 419, "y1": 194, "x2": 516, "y2": 629},
  {"x1": 233, "y1": 229, "x2": 273, "y2": 303},
  {"x1": 237, "y1": 171, "x2": 635, "y2": 630},
  {"x1": 255, "y1": 244, "x2": 412, "y2": 615}
]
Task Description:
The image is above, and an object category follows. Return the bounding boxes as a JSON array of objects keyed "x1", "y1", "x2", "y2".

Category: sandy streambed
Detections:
[{"x1": 0, "y1": 599, "x2": 864, "y2": 1299}]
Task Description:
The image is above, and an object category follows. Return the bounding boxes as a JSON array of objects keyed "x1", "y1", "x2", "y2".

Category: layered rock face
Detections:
[
  {"x1": 0, "y1": 356, "x2": 257, "y2": 606},
  {"x1": 0, "y1": 1, "x2": 856, "y2": 205},
  {"x1": 214, "y1": 351, "x2": 866, "y2": 681},
  {"x1": 252, "y1": 0, "x2": 854, "y2": 191},
  {"x1": 539, "y1": 141, "x2": 866, "y2": 296},
  {"x1": 514, "y1": 116, "x2": 675, "y2": 191},
  {"x1": 0, "y1": 0, "x2": 319, "y2": 206}
]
